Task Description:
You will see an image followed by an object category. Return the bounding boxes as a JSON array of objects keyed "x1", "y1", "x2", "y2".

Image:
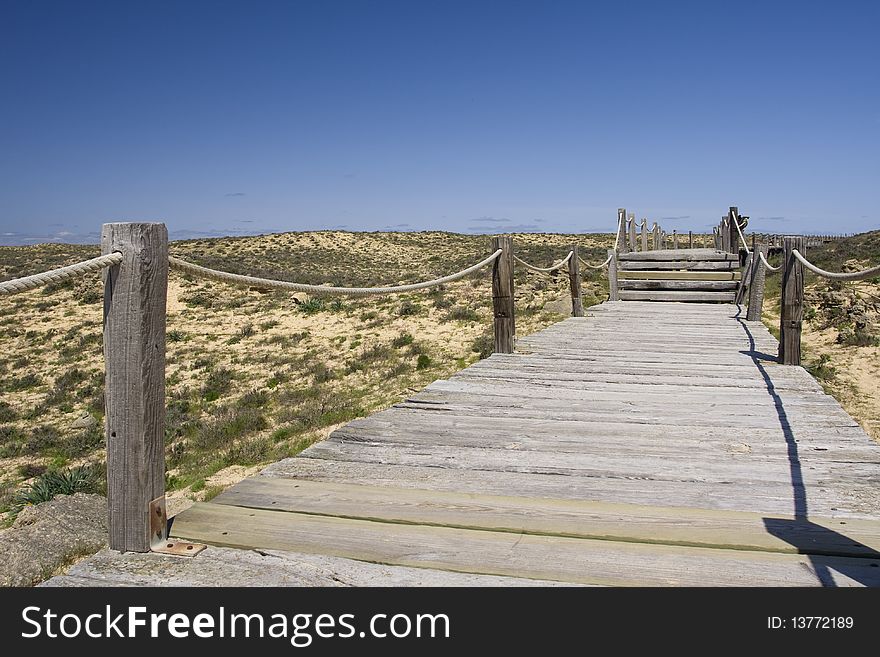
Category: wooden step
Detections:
[
  {"x1": 170, "y1": 501, "x2": 880, "y2": 586},
  {"x1": 618, "y1": 280, "x2": 739, "y2": 291},
  {"x1": 619, "y1": 270, "x2": 741, "y2": 281},
  {"x1": 618, "y1": 290, "x2": 736, "y2": 302},
  {"x1": 210, "y1": 478, "x2": 880, "y2": 559},
  {"x1": 618, "y1": 249, "x2": 738, "y2": 262},
  {"x1": 619, "y1": 260, "x2": 737, "y2": 271}
]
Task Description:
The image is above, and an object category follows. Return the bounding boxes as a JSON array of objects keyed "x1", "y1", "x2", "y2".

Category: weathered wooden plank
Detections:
[
  {"x1": 618, "y1": 249, "x2": 738, "y2": 262},
  {"x1": 44, "y1": 547, "x2": 570, "y2": 587},
  {"x1": 170, "y1": 503, "x2": 880, "y2": 586},
  {"x1": 618, "y1": 270, "x2": 741, "y2": 280},
  {"x1": 102, "y1": 222, "x2": 168, "y2": 553},
  {"x1": 619, "y1": 260, "x2": 736, "y2": 270},
  {"x1": 618, "y1": 280, "x2": 739, "y2": 291},
  {"x1": 214, "y1": 478, "x2": 880, "y2": 559},
  {"x1": 261, "y1": 457, "x2": 880, "y2": 519},
  {"x1": 618, "y1": 291, "x2": 736, "y2": 302}
]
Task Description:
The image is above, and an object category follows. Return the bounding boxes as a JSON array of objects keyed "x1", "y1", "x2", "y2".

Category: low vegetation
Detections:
[{"x1": 0, "y1": 230, "x2": 612, "y2": 523}]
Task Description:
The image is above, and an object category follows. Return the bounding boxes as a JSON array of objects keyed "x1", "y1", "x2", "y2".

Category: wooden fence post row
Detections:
[
  {"x1": 491, "y1": 235, "x2": 516, "y2": 354},
  {"x1": 778, "y1": 236, "x2": 805, "y2": 365},
  {"x1": 102, "y1": 222, "x2": 169, "y2": 553}
]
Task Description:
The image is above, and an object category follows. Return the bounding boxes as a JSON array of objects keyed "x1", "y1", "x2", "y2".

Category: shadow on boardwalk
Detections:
[{"x1": 736, "y1": 311, "x2": 880, "y2": 586}]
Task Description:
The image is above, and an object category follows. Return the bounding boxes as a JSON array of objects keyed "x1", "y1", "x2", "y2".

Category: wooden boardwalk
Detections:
[{"x1": 53, "y1": 301, "x2": 880, "y2": 586}]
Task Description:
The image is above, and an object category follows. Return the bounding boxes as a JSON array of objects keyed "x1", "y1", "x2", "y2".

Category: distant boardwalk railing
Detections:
[{"x1": 0, "y1": 209, "x2": 874, "y2": 555}]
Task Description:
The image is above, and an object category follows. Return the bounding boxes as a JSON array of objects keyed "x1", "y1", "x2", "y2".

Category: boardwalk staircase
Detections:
[{"x1": 616, "y1": 248, "x2": 740, "y2": 303}]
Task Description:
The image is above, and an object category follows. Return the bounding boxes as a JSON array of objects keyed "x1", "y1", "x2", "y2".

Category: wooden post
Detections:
[
  {"x1": 102, "y1": 222, "x2": 169, "y2": 553},
  {"x1": 728, "y1": 207, "x2": 740, "y2": 255},
  {"x1": 640, "y1": 219, "x2": 648, "y2": 252},
  {"x1": 747, "y1": 242, "x2": 768, "y2": 322},
  {"x1": 736, "y1": 251, "x2": 752, "y2": 304},
  {"x1": 652, "y1": 223, "x2": 661, "y2": 250},
  {"x1": 688, "y1": 231, "x2": 693, "y2": 249},
  {"x1": 778, "y1": 236, "x2": 805, "y2": 365},
  {"x1": 712, "y1": 227, "x2": 720, "y2": 250},
  {"x1": 608, "y1": 249, "x2": 619, "y2": 301},
  {"x1": 568, "y1": 244, "x2": 583, "y2": 317},
  {"x1": 628, "y1": 213, "x2": 637, "y2": 251},
  {"x1": 672, "y1": 230, "x2": 679, "y2": 249},
  {"x1": 491, "y1": 235, "x2": 515, "y2": 354},
  {"x1": 617, "y1": 208, "x2": 628, "y2": 253},
  {"x1": 721, "y1": 218, "x2": 730, "y2": 253}
]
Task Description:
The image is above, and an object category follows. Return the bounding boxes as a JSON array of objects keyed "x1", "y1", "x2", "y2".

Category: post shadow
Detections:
[{"x1": 734, "y1": 308, "x2": 880, "y2": 586}]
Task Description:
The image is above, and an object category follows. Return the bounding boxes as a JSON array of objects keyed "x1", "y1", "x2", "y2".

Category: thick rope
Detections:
[
  {"x1": 513, "y1": 250, "x2": 572, "y2": 273},
  {"x1": 579, "y1": 253, "x2": 614, "y2": 269},
  {"x1": 733, "y1": 216, "x2": 751, "y2": 256},
  {"x1": 0, "y1": 252, "x2": 123, "y2": 296},
  {"x1": 792, "y1": 249, "x2": 880, "y2": 281},
  {"x1": 758, "y1": 250, "x2": 781, "y2": 272},
  {"x1": 168, "y1": 250, "x2": 502, "y2": 296}
]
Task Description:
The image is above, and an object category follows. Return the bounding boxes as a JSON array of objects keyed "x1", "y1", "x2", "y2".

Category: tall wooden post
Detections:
[
  {"x1": 672, "y1": 230, "x2": 679, "y2": 249},
  {"x1": 720, "y1": 218, "x2": 729, "y2": 253},
  {"x1": 688, "y1": 231, "x2": 693, "y2": 249},
  {"x1": 728, "y1": 207, "x2": 740, "y2": 255},
  {"x1": 608, "y1": 249, "x2": 619, "y2": 301},
  {"x1": 628, "y1": 213, "x2": 637, "y2": 251},
  {"x1": 779, "y1": 236, "x2": 805, "y2": 365},
  {"x1": 640, "y1": 219, "x2": 648, "y2": 252},
  {"x1": 736, "y1": 251, "x2": 752, "y2": 304},
  {"x1": 491, "y1": 235, "x2": 515, "y2": 354},
  {"x1": 747, "y1": 242, "x2": 768, "y2": 322},
  {"x1": 617, "y1": 208, "x2": 628, "y2": 253},
  {"x1": 652, "y1": 223, "x2": 661, "y2": 250},
  {"x1": 568, "y1": 244, "x2": 583, "y2": 317},
  {"x1": 713, "y1": 227, "x2": 720, "y2": 250},
  {"x1": 102, "y1": 222, "x2": 169, "y2": 553}
]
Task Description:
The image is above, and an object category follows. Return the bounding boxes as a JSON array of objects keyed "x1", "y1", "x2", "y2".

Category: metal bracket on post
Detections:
[{"x1": 148, "y1": 496, "x2": 206, "y2": 557}]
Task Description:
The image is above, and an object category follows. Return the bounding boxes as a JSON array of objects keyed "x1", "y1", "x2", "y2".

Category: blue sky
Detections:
[{"x1": 1, "y1": 0, "x2": 878, "y2": 244}]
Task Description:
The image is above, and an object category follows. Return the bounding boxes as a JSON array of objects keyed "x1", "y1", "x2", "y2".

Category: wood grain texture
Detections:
[
  {"x1": 618, "y1": 271, "x2": 741, "y2": 280},
  {"x1": 779, "y1": 237, "x2": 805, "y2": 365},
  {"x1": 618, "y1": 290, "x2": 736, "y2": 302},
  {"x1": 619, "y1": 249, "x2": 738, "y2": 262},
  {"x1": 491, "y1": 235, "x2": 515, "y2": 353},
  {"x1": 607, "y1": 249, "x2": 619, "y2": 301},
  {"x1": 568, "y1": 243, "x2": 583, "y2": 317},
  {"x1": 171, "y1": 503, "x2": 880, "y2": 587},
  {"x1": 747, "y1": 243, "x2": 768, "y2": 322},
  {"x1": 102, "y1": 222, "x2": 168, "y2": 552}
]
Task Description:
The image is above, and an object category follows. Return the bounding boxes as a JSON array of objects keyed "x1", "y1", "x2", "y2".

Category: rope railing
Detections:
[
  {"x1": 792, "y1": 250, "x2": 880, "y2": 281},
  {"x1": 733, "y1": 215, "x2": 751, "y2": 256},
  {"x1": 513, "y1": 250, "x2": 573, "y2": 273},
  {"x1": 579, "y1": 253, "x2": 614, "y2": 269},
  {"x1": 0, "y1": 252, "x2": 123, "y2": 295},
  {"x1": 168, "y1": 250, "x2": 502, "y2": 296},
  {"x1": 758, "y1": 250, "x2": 781, "y2": 272}
]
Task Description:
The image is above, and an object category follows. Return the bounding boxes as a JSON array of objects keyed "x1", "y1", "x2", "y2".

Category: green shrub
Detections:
[
  {"x1": 446, "y1": 306, "x2": 479, "y2": 322},
  {"x1": 4, "y1": 373, "x2": 41, "y2": 392},
  {"x1": 0, "y1": 401, "x2": 17, "y2": 422},
  {"x1": 398, "y1": 300, "x2": 422, "y2": 316},
  {"x1": 201, "y1": 367, "x2": 234, "y2": 401},
  {"x1": 391, "y1": 332, "x2": 414, "y2": 348},
  {"x1": 416, "y1": 354, "x2": 432, "y2": 370},
  {"x1": 471, "y1": 333, "x2": 494, "y2": 359},
  {"x1": 13, "y1": 466, "x2": 99, "y2": 510},
  {"x1": 299, "y1": 298, "x2": 326, "y2": 314}
]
